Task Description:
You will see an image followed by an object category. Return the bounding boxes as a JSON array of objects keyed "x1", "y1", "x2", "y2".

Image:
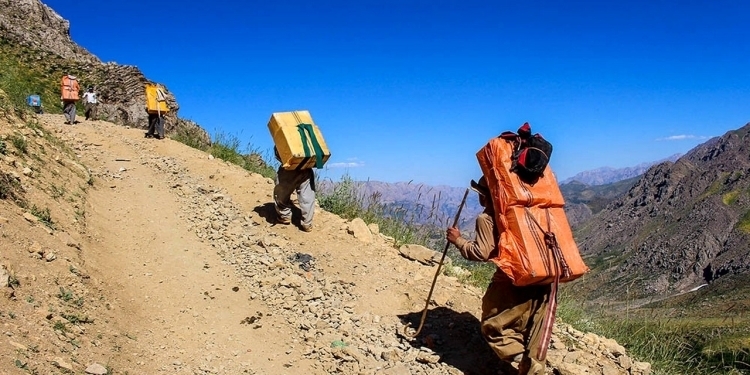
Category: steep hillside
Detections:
[
  {"x1": 577, "y1": 123, "x2": 750, "y2": 301},
  {"x1": 0, "y1": 109, "x2": 651, "y2": 374},
  {"x1": 0, "y1": 0, "x2": 209, "y2": 144}
]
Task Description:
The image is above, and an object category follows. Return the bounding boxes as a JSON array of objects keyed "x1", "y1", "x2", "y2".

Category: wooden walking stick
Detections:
[{"x1": 403, "y1": 188, "x2": 470, "y2": 338}]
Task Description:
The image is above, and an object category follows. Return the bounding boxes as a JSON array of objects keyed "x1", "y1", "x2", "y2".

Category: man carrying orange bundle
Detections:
[
  {"x1": 447, "y1": 123, "x2": 588, "y2": 375},
  {"x1": 61, "y1": 74, "x2": 80, "y2": 124},
  {"x1": 446, "y1": 176, "x2": 550, "y2": 375}
]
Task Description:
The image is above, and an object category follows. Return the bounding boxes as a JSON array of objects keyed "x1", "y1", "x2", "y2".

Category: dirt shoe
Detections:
[{"x1": 300, "y1": 224, "x2": 313, "y2": 232}]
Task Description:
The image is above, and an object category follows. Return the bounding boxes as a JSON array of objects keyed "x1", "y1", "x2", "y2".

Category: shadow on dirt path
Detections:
[{"x1": 399, "y1": 307, "x2": 516, "y2": 375}]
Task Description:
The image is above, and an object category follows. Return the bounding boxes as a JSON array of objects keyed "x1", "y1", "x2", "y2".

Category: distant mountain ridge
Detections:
[
  {"x1": 562, "y1": 153, "x2": 682, "y2": 185},
  {"x1": 345, "y1": 153, "x2": 683, "y2": 231},
  {"x1": 318, "y1": 180, "x2": 482, "y2": 231}
]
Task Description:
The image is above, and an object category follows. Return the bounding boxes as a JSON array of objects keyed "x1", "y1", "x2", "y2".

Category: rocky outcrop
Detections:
[
  {"x1": 0, "y1": 0, "x2": 96, "y2": 63},
  {"x1": 0, "y1": 0, "x2": 209, "y2": 146}
]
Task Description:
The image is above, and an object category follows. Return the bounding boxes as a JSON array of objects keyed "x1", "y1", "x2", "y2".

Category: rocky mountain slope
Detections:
[
  {"x1": 560, "y1": 177, "x2": 640, "y2": 228},
  {"x1": 0, "y1": 109, "x2": 651, "y2": 374},
  {"x1": 0, "y1": 0, "x2": 209, "y2": 144},
  {"x1": 576, "y1": 123, "x2": 750, "y2": 301}
]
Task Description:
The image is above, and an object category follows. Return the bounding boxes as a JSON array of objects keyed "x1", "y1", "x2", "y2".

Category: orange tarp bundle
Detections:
[
  {"x1": 61, "y1": 75, "x2": 80, "y2": 101},
  {"x1": 496, "y1": 206, "x2": 588, "y2": 285},
  {"x1": 477, "y1": 136, "x2": 588, "y2": 286}
]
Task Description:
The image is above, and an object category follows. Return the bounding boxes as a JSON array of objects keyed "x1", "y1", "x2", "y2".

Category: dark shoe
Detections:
[
  {"x1": 276, "y1": 216, "x2": 291, "y2": 225},
  {"x1": 144, "y1": 133, "x2": 153, "y2": 138}
]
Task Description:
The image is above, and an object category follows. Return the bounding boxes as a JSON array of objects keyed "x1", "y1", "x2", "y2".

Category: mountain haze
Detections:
[{"x1": 561, "y1": 153, "x2": 681, "y2": 186}]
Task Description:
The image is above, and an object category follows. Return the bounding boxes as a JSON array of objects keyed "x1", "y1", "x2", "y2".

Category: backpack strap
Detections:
[
  {"x1": 296, "y1": 123, "x2": 325, "y2": 170},
  {"x1": 523, "y1": 207, "x2": 569, "y2": 361}
]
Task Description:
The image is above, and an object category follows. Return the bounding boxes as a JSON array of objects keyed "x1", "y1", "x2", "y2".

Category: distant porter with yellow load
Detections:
[
  {"x1": 145, "y1": 84, "x2": 169, "y2": 114},
  {"x1": 144, "y1": 84, "x2": 169, "y2": 139},
  {"x1": 268, "y1": 110, "x2": 330, "y2": 170}
]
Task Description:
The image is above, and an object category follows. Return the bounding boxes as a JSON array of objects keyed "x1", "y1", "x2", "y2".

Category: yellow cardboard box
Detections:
[
  {"x1": 145, "y1": 84, "x2": 169, "y2": 114},
  {"x1": 268, "y1": 110, "x2": 330, "y2": 170}
]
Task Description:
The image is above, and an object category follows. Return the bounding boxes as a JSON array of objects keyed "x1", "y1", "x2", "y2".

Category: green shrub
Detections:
[
  {"x1": 0, "y1": 171, "x2": 24, "y2": 204},
  {"x1": 57, "y1": 287, "x2": 73, "y2": 302},
  {"x1": 8, "y1": 133, "x2": 27, "y2": 154},
  {"x1": 171, "y1": 125, "x2": 207, "y2": 150},
  {"x1": 722, "y1": 191, "x2": 739, "y2": 206},
  {"x1": 30, "y1": 204, "x2": 54, "y2": 229},
  {"x1": 738, "y1": 210, "x2": 750, "y2": 234},
  {"x1": 318, "y1": 174, "x2": 446, "y2": 248},
  {"x1": 557, "y1": 292, "x2": 750, "y2": 375},
  {"x1": 172, "y1": 129, "x2": 277, "y2": 180}
]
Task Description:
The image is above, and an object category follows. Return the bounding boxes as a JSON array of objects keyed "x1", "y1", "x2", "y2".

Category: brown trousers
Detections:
[
  {"x1": 480, "y1": 275, "x2": 551, "y2": 375},
  {"x1": 84, "y1": 102, "x2": 98, "y2": 120}
]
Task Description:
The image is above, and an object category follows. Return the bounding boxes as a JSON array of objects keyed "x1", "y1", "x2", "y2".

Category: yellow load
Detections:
[
  {"x1": 268, "y1": 110, "x2": 331, "y2": 170},
  {"x1": 145, "y1": 84, "x2": 169, "y2": 114}
]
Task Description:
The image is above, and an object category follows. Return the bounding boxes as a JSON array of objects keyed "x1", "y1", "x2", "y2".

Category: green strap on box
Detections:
[{"x1": 297, "y1": 123, "x2": 325, "y2": 170}]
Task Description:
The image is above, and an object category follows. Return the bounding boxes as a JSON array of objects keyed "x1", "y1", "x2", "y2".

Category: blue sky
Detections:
[{"x1": 44, "y1": 0, "x2": 749, "y2": 187}]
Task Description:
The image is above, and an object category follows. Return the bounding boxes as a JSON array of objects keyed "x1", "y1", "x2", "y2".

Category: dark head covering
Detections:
[{"x1": 470, "y1": 176, "x2": 490, "y2": 196}]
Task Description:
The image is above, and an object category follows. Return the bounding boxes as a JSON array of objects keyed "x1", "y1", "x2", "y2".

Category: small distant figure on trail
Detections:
[
  {"x1": 144, "y1": 83, "x2": 169, "y2": 140},
  {"x1": 60, "y1": 74, "x2": 80, "y2": 124},
  {"x1": 82, "y1": 86, "x2": 98, "y2": 121},
  {"x1": 26, "y1": 93, "x2": 43, "y2": 114},
  {"x1": 446, "y1": 176, "x2": 551, "y2": 375},
  {"x1": 273, "y1": 147, "x2": 316, "y2": 232}
]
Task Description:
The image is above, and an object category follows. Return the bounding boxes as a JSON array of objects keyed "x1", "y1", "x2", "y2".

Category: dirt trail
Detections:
[
  {"x1": 0, "y1": 114, "x2": 650, "y2": 375},
  {"x1": 24, "y1": 115, "x2": 490, "y2": 374},
  {"x1": 42, "y1": 115, "x2": 327, "y2": 373}
]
